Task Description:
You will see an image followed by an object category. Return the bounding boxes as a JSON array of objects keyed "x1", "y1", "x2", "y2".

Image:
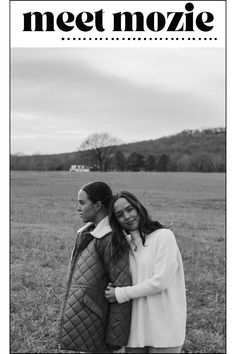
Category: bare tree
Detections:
[{"x1": 79, "y1": 133, "x2": 121, "y2": 171}]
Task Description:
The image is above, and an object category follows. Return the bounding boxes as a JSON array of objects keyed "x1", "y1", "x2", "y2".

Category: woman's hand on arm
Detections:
[{"x1": 105, "y1": 284, "x2": 117, "y2": 303}]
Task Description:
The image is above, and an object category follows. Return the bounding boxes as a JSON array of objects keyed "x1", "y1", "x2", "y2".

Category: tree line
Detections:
[
  {"x1": 11, "y1": 128, "x2": 225, "y2": 172},
  {"x1": 86, "y1": 150, "x2": 225, "y2": 172}
]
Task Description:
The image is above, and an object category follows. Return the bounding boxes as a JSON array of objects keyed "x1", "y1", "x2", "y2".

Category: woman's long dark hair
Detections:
[{"x1": 109, "y1": 191, "x2": 164, "y2": 260}]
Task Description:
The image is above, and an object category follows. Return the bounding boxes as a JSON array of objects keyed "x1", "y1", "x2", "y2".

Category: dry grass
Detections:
[{"x1": 10, "y1": 171, "x2": 225, "y2": 353}]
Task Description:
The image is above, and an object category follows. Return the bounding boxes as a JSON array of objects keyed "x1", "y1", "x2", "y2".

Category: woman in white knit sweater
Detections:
[{"x1": 105, "y1": 191, "x2": 186, "y2": 354}]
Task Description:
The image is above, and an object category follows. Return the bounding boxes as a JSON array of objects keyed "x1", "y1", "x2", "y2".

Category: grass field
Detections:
[{"x1": 10, "y1": 171, "x2": 226, "y2": 353}]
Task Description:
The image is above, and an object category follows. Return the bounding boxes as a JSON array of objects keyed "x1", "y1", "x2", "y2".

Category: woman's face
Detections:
[
  {"x1": 113, "y1": 197, "x2": 140, "y2": 232},
  {"x1": 77, "y1": 189, "x2": 98, "y2": 223}
]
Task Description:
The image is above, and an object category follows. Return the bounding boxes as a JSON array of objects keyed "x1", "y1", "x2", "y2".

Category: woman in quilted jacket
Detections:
[
  {"x1": 58, "y1": 182, "x2": 132, "y2": 353},
  {"x1": 105, "y1": 191, "x2": 186, "y2": 354}
]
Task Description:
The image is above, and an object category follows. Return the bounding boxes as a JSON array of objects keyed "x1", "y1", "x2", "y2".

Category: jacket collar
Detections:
[
  {"x1": 91, "y1": 216, "x2": 112, "y2": 239},
  {"x1": 77, "y1": 216, "x2": 112, "y2": 239}
]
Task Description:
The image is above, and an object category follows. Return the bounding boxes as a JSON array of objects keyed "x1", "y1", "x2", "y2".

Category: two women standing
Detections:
[{"x1": 59, "y1": 182, "x2": 186, "y2": 353}]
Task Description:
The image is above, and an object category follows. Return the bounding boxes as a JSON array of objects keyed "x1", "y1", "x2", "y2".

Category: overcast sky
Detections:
[{"x1": 11, "y1": 47, "x2": 225, "y2": 155}]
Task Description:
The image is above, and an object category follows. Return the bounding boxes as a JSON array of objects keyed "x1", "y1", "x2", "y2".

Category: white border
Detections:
[{"x1": 11, "y1": 1, "x2": 225, "y2": 48}]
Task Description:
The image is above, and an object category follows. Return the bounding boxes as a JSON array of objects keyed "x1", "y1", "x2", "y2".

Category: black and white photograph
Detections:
[{"x1": 9, "y1": 1, "x2": 226, "y2": 353}]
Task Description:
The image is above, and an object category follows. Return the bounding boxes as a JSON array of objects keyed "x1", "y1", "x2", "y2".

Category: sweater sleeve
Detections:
[{"x1": 115, "y1": 229, "x2": 178, "y2": 303}]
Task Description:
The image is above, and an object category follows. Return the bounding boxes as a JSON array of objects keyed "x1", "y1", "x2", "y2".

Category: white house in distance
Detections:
[{"x1": 69, "y1": 165, "x2": 90, "y2": 172}]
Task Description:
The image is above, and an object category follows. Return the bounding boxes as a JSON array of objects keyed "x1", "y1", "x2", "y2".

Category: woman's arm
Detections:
[{"x1": 115, "y1": 229, "x2": 178, "y2": 304}]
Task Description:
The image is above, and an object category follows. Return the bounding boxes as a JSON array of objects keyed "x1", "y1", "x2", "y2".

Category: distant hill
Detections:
[
  {"x1": 11, "y1": 127, "x2": 225, "y2": 172},
  {"x1": 118, "y1": 127, "x2": 225, "y2": 157}
]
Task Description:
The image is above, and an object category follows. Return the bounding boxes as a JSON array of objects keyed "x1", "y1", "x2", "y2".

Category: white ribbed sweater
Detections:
[{"x1": 115, "y1": 228, "x2": 186, "y2": 348}]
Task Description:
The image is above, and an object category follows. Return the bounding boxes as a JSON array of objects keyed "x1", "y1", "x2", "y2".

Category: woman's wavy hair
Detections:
[{"x1": 109, "y1": 191, "x2": 164, "y2": 260}]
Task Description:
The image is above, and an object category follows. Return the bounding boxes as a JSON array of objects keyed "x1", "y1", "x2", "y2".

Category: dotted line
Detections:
[{"x1": 61, "y1": 37, "x2": 218, "y2": 41}]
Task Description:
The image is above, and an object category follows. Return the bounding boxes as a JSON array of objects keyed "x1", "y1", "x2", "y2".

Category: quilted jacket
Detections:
[{"x1": 58, "y1": 220, "x2": 132, "y2": 352}]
